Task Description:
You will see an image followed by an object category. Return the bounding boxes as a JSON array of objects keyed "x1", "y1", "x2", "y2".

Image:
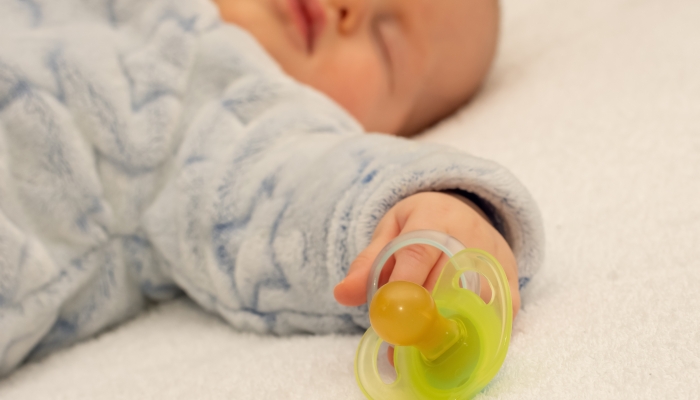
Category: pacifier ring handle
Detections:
[{"x1": 365, "y1": 230, "x2": 479, "y2": 305}]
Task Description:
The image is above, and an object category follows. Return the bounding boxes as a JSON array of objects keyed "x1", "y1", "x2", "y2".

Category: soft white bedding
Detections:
[{"x1": 1, "y1": 0, "x2": 698, "y2": 398}]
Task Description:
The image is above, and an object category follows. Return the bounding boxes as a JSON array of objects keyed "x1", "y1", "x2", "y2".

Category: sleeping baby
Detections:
[{"x1": 0, "y1": 0, "x2": 543, "y2": 375}]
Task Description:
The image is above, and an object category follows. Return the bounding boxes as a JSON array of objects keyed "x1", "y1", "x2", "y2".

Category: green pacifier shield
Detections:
[{"x1": 354, "y1": 231, "x2": 513, "y2": 399}]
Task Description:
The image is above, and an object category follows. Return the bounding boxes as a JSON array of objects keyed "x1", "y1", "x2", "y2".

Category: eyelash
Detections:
[{"x1": 373, "y1": 18, "x2": 393, "y2": 68}]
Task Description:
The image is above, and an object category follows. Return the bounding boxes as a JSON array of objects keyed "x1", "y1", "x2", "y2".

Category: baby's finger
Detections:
[
  {"x1": 333, "y1": 212, "x2": 399, "y2": 306},
  {"x1": 388, "y1": 213, "x2": 447, "y2": 286},
  {"x1": 390, "y1": 242, "x2": 444, "y2": 286},
  {"x1": 422, "y1": 252, "x2": 451, "y2": 292}
]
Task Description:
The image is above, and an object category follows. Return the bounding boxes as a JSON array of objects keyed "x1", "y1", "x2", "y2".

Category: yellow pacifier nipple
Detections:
[{"x1": 369, "y1": 281, "x2": 460, "y2": 361}]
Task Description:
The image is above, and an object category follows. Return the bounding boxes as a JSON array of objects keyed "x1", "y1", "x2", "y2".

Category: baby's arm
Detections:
[{"x1": 334, "y1": 192, "x2": 521, "y2": 316}]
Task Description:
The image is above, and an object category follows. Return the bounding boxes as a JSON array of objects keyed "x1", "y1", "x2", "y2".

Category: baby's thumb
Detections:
[
  {"x1": 333, "y1": 246, "x2": 379, "y2": 306},
  {"x1": 334, "y1": 212, "x2": 399, "y2": 307}
]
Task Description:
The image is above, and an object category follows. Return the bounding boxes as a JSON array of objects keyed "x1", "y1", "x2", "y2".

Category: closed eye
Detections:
[{"x1": 373, "y1": 16, "x2": 395, "y2": 90}]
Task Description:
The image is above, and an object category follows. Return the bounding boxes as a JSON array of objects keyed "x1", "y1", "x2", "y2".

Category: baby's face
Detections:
[{"x1": 215, "y1": 0, "x2": 499, "y2": 135}]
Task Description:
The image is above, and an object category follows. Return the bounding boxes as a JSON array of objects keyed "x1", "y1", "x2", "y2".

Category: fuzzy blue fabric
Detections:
[{"x1": 0, "y1": 0, "x2": 543, "y2": 375}]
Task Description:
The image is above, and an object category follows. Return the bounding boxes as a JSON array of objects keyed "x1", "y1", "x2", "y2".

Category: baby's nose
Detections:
[{"x1": 329, "y1": 0, "x2": 370, "y2": 35}]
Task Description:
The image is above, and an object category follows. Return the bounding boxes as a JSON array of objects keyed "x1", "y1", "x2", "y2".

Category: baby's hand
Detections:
[{"x1": 334, "y1": 192, "x2": 521, "y2": 316}]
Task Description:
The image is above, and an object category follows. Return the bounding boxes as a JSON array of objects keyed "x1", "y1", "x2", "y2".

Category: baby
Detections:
[
  {"x1": 215, "y1": 0, "x2": 499, "y2": 135},
  {"x1": 0, "y1": 0, "x2": 542, "y2": 376},
  {"x1": 213, "y1": 0, "x2": 520, "y2": 310}
]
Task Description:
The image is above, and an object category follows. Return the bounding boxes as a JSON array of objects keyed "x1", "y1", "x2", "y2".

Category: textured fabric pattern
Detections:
[{"x1": 0, "y1": 0, "x2": 543, "y2": 375}]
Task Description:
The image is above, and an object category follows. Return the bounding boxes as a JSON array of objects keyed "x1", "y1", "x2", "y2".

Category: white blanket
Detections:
[{"x1": 1, "y1": 0, "x2": 698, "y2": 398}]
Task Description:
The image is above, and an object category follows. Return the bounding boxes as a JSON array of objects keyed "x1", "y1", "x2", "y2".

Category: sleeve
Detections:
[{"x1": 141, "y1": 68, "x2": 545, "y2": 336}]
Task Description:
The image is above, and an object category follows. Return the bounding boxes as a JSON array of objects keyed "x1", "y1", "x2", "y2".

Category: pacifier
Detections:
[{"x1": 355, "y1": 230, "x2": 512, "y2": 399}]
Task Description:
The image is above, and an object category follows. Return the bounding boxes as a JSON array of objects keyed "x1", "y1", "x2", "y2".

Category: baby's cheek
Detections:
[{"x1": 306, "y1": 56, "x2": 398, "y2": 132}]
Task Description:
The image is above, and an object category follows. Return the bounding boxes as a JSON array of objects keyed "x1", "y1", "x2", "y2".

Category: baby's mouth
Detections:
[{"x1": 289, "y1": 0, "x2": 326, "y2": 53}]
